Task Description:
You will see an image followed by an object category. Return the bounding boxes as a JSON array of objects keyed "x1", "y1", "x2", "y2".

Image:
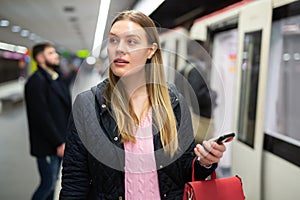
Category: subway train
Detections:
[
  {"x1": 0, "y1": 0, "x2": 300, "y2": 199},
  {"x1": 159, "y1": 0, "x2": 300, "y2": 199}
]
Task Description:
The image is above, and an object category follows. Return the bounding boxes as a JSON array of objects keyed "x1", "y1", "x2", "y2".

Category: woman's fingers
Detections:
[{"x1": 194, "y1": 140, "x2": 227, "y2": 165}]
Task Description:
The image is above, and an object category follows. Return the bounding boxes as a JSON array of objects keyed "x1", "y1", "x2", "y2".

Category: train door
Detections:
[
  {"x1": 210, "y1": 28, "x2": 238, "y2": 175},
  {"x1": 231, "y1": 0, "x2": 272, "y2": 199}
]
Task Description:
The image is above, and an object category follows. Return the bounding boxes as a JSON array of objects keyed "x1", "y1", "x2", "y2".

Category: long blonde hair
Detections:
[{"x1": 106, "y1": 10, "x2": 178, "y2": 157}]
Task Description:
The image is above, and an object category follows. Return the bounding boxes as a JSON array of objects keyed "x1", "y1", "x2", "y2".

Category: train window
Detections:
[
  {"x1": 237, "y1": 30, "x2": 262, "y2": 148},
  {"x1": 264, "y1": 8, "x2": 300, "y2": 166},
  {"x1": 265, "y1": 13, "x2": 300, "y2": 145}
]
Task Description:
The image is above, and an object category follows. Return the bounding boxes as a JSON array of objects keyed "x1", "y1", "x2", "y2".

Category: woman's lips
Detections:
[{"x1": 113, "y1": 58, "x2": 129, "y2": 66}]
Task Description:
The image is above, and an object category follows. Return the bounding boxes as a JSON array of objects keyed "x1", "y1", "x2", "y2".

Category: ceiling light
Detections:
[
  {"x1": 0, "y1": 19, "x2": 10, "y2": 27},
  {"x1": 34, "y1": 36, "x2": 42, "y2": 43},
  {"x1": 133, "y1": 0, "x2": 165, "y2": 16},
  {"x1": 70, "y1": 16, "x2": 77, "y2": 22},
  {"x1": 64, "y1": 6, "x2": 75, "y2": 13},
  {"x1": 86, "y1": 56, "x2": 96, "y2": 65},
  {"x1": 29, "y1": 33, "x2": 36, "y2": 40},
  {"x1": 20, "y1": 29, "x2": 30, "y2": 37},
  {"x1": 0, "y1": 42, "x2": 15, "y2": 51},
  {"x1": 11, "y1": 25, "x2": 21, "y2": 33},
  {"x1": 15, "y1": 45, "x2": 28, "y2": 54},
  {"x1": 0, "y1": 42, "x2": 28, "y2": 54},
  {"x1": 92, "y1": 0, "x2": 111, "y2": 57}
]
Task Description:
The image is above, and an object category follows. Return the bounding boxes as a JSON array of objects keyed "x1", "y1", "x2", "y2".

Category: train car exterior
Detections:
[
  {"x1": 189, "y1": 0, "x2": 300, "y2": 199},
  {"x1": 159, "y1": 0, "x2": 300, "y2": 199}
]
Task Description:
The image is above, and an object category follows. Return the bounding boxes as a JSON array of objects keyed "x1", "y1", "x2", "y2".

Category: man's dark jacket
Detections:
[
  {"x1": 59, "y1": 79, "x2": 217, "y2": 200},
  {"x1": 25, "y1": 67, "x2": 72, "y2": 157}
]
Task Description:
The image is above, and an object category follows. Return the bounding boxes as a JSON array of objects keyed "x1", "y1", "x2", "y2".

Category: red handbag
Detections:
[{"x1": 183, "y1": 158, "x2": 245, "y2": 200}]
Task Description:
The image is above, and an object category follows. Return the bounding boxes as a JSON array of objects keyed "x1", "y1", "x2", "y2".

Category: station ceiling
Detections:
[{"x1": 0, "y1": 0, "x2": 241, "y2": 54}]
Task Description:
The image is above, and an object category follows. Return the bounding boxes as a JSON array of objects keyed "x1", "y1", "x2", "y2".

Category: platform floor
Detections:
[{"x1": 0, "y1": 101, "x2": 60, "y2": 200}]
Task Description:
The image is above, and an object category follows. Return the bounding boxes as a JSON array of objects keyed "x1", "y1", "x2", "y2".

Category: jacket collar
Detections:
[{"x1": 38, "y1": 67, "x2": 71, "y2": 107}]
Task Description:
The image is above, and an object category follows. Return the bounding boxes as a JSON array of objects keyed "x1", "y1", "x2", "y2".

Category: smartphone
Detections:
[{"x1": 212, "y1": 132, "x2": 235, "y2": 144}]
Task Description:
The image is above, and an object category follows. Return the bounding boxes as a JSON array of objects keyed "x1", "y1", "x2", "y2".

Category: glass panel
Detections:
[
  {"x1": 237, "y1": 31, "x2": 262, "y2": 147},
  {"x1": 265, "y1": 14, "x2": 300, "y2": 146}
]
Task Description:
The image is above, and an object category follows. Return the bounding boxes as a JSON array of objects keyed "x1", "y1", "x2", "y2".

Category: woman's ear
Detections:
[{"x1": 147, "y1": 43, "x2": 158, "y2": 59}]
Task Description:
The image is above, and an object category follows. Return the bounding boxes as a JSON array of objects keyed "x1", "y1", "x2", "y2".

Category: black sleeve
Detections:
[{"x1": 59, "y1": 114, "x2": 91, "y2": 199}]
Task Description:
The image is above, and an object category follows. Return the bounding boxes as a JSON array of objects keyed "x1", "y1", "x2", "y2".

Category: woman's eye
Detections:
[
  {"x1": 109, "y1": 37, "x2": 118, "y2": 44},
  {"x1": 128, "y1": 39, "x2": 137, "y2": 45}
]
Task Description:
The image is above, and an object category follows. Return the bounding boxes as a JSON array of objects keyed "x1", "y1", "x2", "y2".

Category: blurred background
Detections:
[{"x1": 1, "y1": 0, "x2": 300, "y2": 199}]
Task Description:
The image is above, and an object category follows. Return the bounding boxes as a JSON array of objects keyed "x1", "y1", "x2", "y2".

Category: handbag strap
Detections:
[{"x1": 192, "y1": 157, "x2": 217, "y2": 181}]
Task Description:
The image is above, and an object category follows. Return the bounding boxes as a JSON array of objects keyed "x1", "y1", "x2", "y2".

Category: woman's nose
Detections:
[{"x1": 116, "y1": 40, "x2": 126, "y2": 53}]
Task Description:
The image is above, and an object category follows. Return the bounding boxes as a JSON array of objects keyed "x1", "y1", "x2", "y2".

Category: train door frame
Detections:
[
  {"x1": 207, "y1": 21, "x2": 239, "y2": 175},
  {"x1": 159, "y1": 27, "x2": 189, "y2": 83},
  {"x1": 231, "y1": 0, "x2": 272, "y2": 199}
]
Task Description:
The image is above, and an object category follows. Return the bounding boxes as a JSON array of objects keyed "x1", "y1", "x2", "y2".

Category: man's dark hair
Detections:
[{"x1": 32, "y1": 43, "x2": 53, "y2": 62}]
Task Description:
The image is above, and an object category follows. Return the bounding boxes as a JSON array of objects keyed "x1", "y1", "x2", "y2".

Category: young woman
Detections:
[{"x1": 60, "y1": 10, "x2": 226, "y2": 200}]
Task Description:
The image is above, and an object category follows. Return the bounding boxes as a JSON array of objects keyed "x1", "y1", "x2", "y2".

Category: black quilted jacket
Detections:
[{"x1": 60, "y1": 79, "x2": 216, "y2": 200}]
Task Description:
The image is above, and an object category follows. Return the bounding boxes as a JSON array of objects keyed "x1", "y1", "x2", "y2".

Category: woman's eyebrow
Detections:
[
  {"x1": 109, "y1": 32, "x2": 141, "y2": 39},
  {"x1": 126, "y1": 34, "x2": 141, "y2": 39},
  {"x1": 109, "y1": 32, "x2": 117, "y2": 36}
]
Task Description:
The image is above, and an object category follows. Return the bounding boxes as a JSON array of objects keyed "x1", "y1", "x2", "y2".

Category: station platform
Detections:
[{"x1": 0, "y1": 101, "x2": 60, "y2": 200}]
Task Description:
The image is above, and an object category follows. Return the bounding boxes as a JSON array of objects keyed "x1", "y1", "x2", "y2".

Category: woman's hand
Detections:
[
  {"x1": 57, "y1": 143, "x2": 66, "y2": 158},
  {"x1": 194, "y1": 140, "x2": 226, "y2": 166}
]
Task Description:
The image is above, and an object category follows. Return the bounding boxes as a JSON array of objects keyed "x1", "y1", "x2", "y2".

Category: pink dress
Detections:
[{"x1": 124, "y1": 109, "x2": 161, "y2": 199}]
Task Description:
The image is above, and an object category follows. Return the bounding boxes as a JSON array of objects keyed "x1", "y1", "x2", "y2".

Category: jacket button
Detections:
[
  {"x1": 118, "y1": 196, "x2": 123, "y2": 200},
  {"x1": 114, "y1": 136, "x2": 118, "y2": 141},
  {"x1": 101, "y1": 104, "x2": 106, "y2": 108},
  {"x1": 175, "y1": 98, "x2": 179, "y2": 101},
  {"x1": 163, "y1": 193, "x2": 167, "y2": 197},
  {"x1": 159, "y1": 165, "x2": 163, "y2": 169}
]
